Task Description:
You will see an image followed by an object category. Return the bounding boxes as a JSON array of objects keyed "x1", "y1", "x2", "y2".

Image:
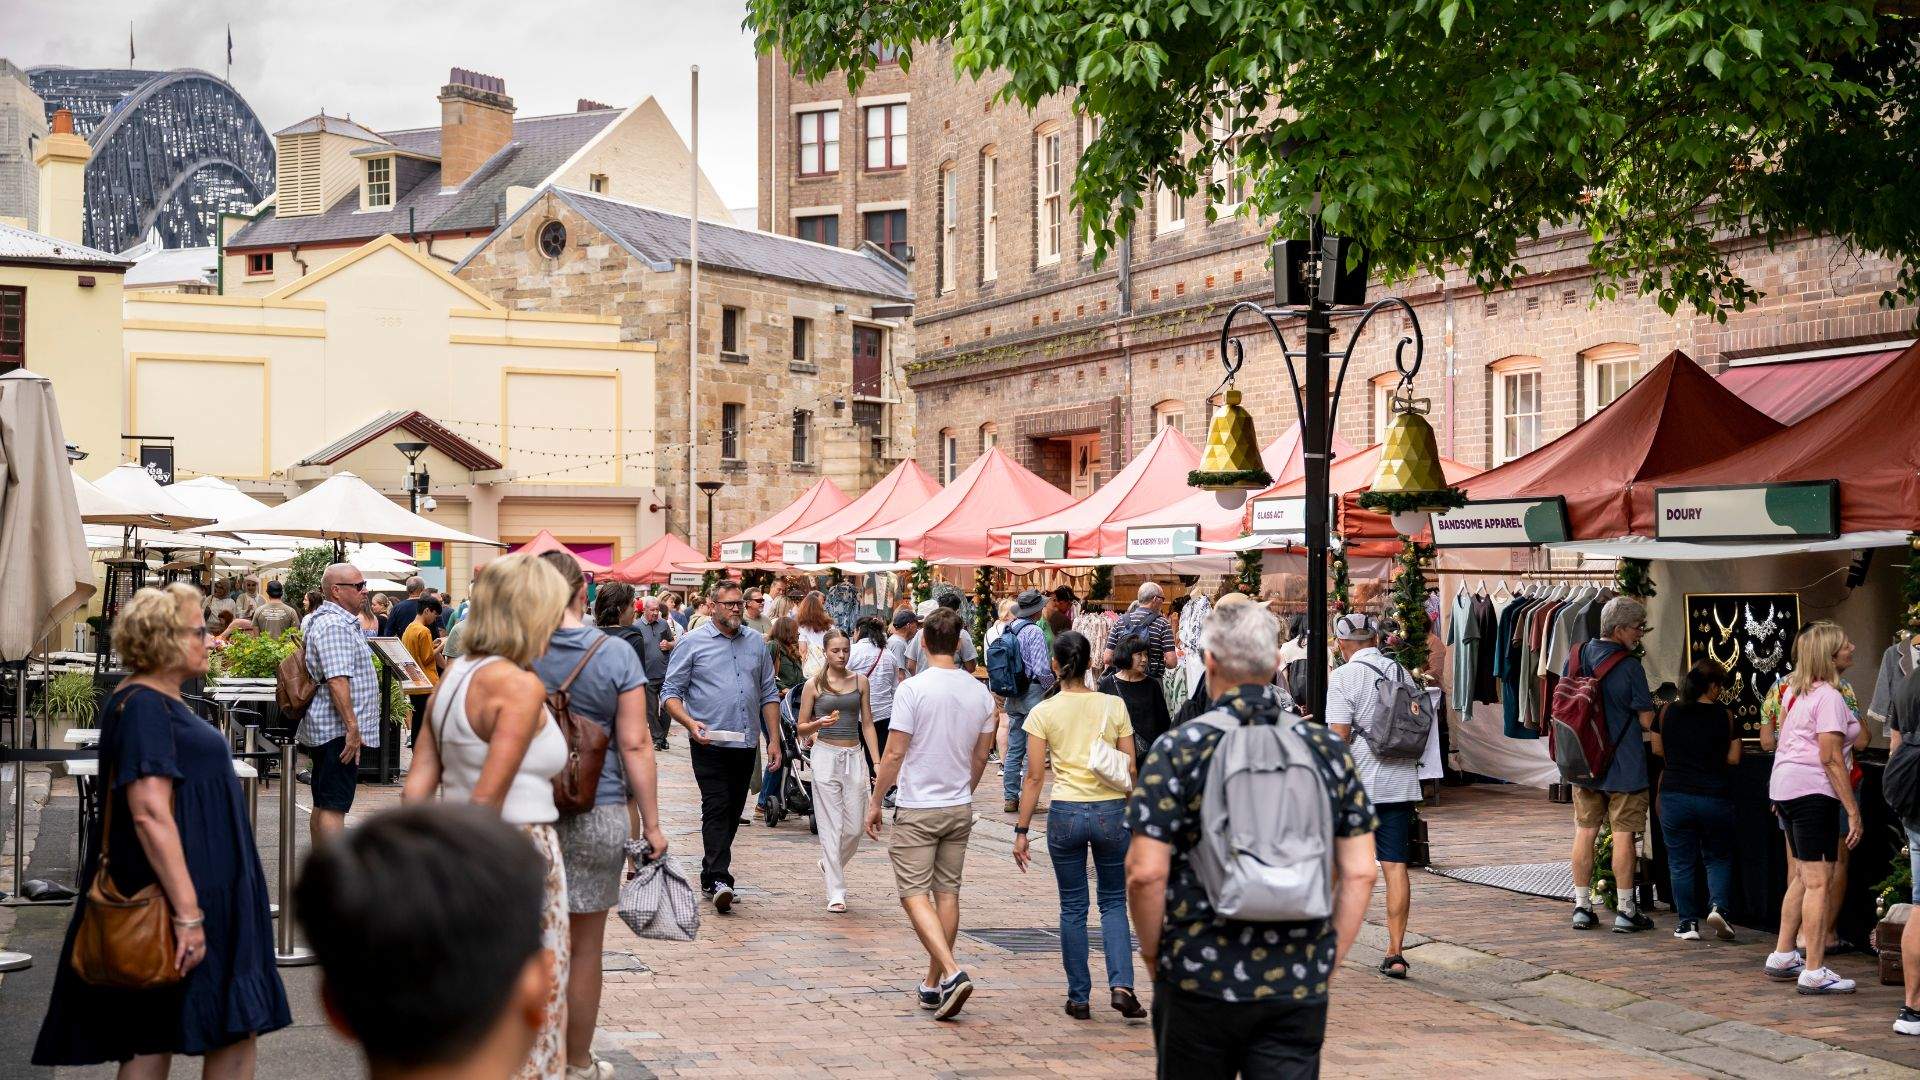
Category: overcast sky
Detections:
[{"x1": 8, "y1": 0, "x2": 763, "y2": 211}]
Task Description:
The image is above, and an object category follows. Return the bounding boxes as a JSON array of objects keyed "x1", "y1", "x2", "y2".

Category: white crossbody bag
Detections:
[{"x1": 1086, "y1": 701, "x2": 1135, "y2": 793}]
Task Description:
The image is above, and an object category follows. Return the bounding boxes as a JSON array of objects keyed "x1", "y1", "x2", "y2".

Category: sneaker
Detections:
[
  {"x1": 1571, "y1": 906, "x2": 1597, "y2": 930},
  {"x1": 1895, "y1": 1006, "x2": 1920, "y2": 1035},
  {"x1": 653, "y1": 738, "x2": 669, "y2": 751},
  {"x1": 711, "y1": 883, "x2": 735, "y2": 915},
  {"x1": 1797, "y1": 967, "x2": 1856, "y2": 995},
  {"x1": 565, "y1": 1059, "x2": 615, "y2": 1080},
  {"x1": 1764, "y1": 950, "x2": 1805, "y2": 981},
  {"x1": 934, "y1": 969, "x2": 974, "y2": 1020},
  {"x1": 1003, "y1": 799, "x2": 1019, "y2": 814},
  {"x1": 916, "y1": 983, "x2": 940, "y2": 1010},
  {"x1": 1705, "y1": 906, "x2": 1735, "y2": 942},
  {"x1": 1612, "y1": 910, "x2": 1654, "y2": 933},
  {"x1": 1673, "y1": 920, "x2": 1700, "y2": 940}
]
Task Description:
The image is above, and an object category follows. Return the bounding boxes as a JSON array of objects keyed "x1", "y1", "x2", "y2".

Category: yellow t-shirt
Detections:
[
  {"x1": 400, "y1": 621, "x2": 440, "y2": 689},
  {"x1": 1022, "y1": 691, "x2": 1134, "y2": 801}
]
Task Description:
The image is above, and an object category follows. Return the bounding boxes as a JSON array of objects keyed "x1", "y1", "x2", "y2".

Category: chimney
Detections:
[
  {"x1": 577, "y1": 98, "x2": 611, "y2": 112},
  {"x1": 34, "y1": 108, "x2": 92, "y2": 244},
  {"x1": 438, "y1": 68, "x2": 515, "y2": 188}
]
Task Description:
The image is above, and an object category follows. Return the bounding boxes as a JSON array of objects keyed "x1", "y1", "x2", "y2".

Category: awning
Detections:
[
  {"x1": 1549, "y1": 531, "x2": 1910, "y2": 562},
  {"x1": 603, "y1": 533, "x2": 708, "y2": 585},
  {"x1": 1717, "y1": 348, "x2": 1905, "y2": 424},
  {"x1": 509, "y1": 528, "x2": 611, "y2": 573},
  {"x1": 986, "y1": 426, "x2": 1200, "y2": 561},
  {"x1": 712, "y1": 476, "x2": 850, "y2": 567},
  {"x1": 856, "y1": 447, "x2": 1075, "y2": 564},
  {"x1": 775, "y1": 459, "x2": 942, "y2": 565}
]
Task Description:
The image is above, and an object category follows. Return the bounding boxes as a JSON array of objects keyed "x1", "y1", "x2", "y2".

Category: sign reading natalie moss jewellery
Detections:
[
  {"x1": 1126, "y1": 524, "x2": 1200, "y2": 559},
  {"x1": 853, "y1": 537, "x2": 898, "y2": 563},
  {"x1": 1654, "y1": 481, "x2": 1841, "y2": 541},
  {"x1": 1430, "y1": 497, "x2": 1571, "y2": 548},
  {"x1": 1009, "y1": 531, "x2": 1067, "y2": 562},
  {"x1": 719, "y1": 540, "x2": 756, "y2": 563},
  {"x1": 781, "y1": 541, "x2": 819, "y2": 565}
]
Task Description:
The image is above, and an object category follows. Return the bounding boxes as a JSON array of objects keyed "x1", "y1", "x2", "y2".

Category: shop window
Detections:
[
  {"x1": 721, "y1": 403, "x2": 743, "y2": 461},
  {"x1": 797, "y1": 109, "x2": 839, "y2": 176},
  {"x1": 795, "y1": 214, "x2": 838, "y2": 246}
]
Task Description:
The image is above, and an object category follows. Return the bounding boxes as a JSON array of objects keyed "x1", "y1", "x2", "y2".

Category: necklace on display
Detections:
[
  {"x1": 1712, "y1": 604, "x2": 1737, "y2": 642},
  {"x1": 1704, "y1": 636, "x2": 1738, "y2": 670},
  {"x1": 1745, "y1": 638, "x2": 1784, "y2": 673},
  {"x1": 1745, "y1": 602, "x2": 1779, "y2": 640}
]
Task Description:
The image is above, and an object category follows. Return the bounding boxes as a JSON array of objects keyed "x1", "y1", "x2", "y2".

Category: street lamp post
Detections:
[
  {"x1": 393, "y1": 441, "x2": 430, "y2": 515},
  {"x1": 696, "y1": 480, "x2": 726, "y2": 560}
]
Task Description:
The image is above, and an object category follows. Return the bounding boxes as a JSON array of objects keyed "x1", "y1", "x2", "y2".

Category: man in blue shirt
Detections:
[
  {"x1": 661, "y1": 581, "x2": 781, "y2": 913},
  {"x1": 1569, "y1": 595, "x2": 1657, "y2": 933},
  {"x1": 998, "y1": 589, "x2": 1056, "y2": 813}
]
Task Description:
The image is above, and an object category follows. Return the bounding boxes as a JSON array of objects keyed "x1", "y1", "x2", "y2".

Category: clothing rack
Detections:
[{"x1": 1430, "y1": 568, "x2": 1616, "y2": 579}]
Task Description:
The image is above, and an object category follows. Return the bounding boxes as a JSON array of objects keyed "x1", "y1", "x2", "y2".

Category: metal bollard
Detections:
[
  {"x1": 243, "y1": 726, "x2": 260, "y2": 836},
  {"x1": 274, "y1": 740, "x2": 315, "y2": 967}
]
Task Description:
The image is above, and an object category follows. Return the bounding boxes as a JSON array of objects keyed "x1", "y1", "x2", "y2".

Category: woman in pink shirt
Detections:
[{"x1": 1765, "y1": 622, "x2": 1862, "y2": 995}]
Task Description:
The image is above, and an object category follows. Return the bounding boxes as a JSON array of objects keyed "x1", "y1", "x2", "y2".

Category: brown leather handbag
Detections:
[
  {"x1": 549, "y1": 636, "x2": 612, "y2": 816},
  {"x1": 69, "y1": 754, "x2": 182, "y2": 989}
]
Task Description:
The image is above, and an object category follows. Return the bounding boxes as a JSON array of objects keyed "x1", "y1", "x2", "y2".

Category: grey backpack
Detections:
[
  {"x1": 1191, "y1": 706, "x2": 1334, "y2": 922},
  {"x1": 1351, "y1": 657, "x2": 1434, "y2": 763}
]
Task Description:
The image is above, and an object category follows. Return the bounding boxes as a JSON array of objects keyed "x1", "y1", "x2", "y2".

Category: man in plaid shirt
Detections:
[{"x1": 300, "y1": 563, "x2": 378, "y2": 845}]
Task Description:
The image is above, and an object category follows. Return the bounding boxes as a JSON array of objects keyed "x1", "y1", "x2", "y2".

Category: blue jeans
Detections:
[
  {"x1": 1659, "y1": 790, "x2": 1737, "y2": 921},
  {"x1": 1047, "y1": 798, "x2": 1134, "y2": 1003},
  {"x1": 1908, "y1": 825, "x2": 1920, "y2": 904},
  {"x1": 1002, "y1": 684, "x2": 1046, "y2": 803}
]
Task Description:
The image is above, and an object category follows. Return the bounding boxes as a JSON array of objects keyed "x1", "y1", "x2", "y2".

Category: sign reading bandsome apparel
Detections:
[
  {"x1": 1431, "y1": 497, "x2": 1570, "y2": 547},
  {"x1": 1654, "y1": 481, "x2": 1840, "y2": 541},
  {"x1": 1125, "y1": 524, "x2": 1200, "y2": 560},
  {"x1": 1009, "y1": 531, "x2": 1067, "y2": 562}
]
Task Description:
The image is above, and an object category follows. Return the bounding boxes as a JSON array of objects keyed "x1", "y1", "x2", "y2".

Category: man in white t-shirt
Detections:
[
  {"x1": 866, "y1": 608, "x2": 996, "y2": 1021},
  {"x1": 904, "y1": 592, "x2": 979, "y2": 675}
]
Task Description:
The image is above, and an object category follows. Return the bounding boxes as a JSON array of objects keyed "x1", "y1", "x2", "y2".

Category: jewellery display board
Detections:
[{"x1": 1684, "y1": 592, "x2": 1800, "y2": 739}]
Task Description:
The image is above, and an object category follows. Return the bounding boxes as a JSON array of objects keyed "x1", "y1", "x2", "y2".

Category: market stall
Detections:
[
  {"x1": 773, "y1": 458, "x2": 942, "y2": 568},
  {"x1": 854, "y1": 447, "x2": 1076, "y2": 567},
  {"x1": 710, "y1": 476, "x2": 850, "y2": 569},
  {"x1": 985, "y1": 425, "x2": 1199, "y2": 563},
  {"x1": 510, "y1": 528, "x2": 612, "y2": 574},
  {"x1": 602, "y1": 533, "x2": 708, "y2": 588}
]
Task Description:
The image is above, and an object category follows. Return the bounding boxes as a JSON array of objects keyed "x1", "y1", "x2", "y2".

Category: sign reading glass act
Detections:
[
  {"x1": 719, "y1": 540, "x2": 756, "y2": 563},
  {"x1": 781, "y1": 541, "x2": 819, "y2": 565},
  {"x1": 1126, "y1": 524, "x2": 1200, "y2": 560},
  {"x1": 667, "y1": 573, "x2": 703, "y2": 587},
  {"x1": 853, "y1": 537, "x2": 898, "y2": 563},
  {"x1": 1431, "y1": 497, "x2": 1571, "y2": 548},
  {"x1": 1249, "y1": 497, "x2": 1307, "y2": 536},
  {"x1": 1009, "y1": 531, "x2": 1067, "y2": 562},
  {"x1": 1654, "y1": 481, "x2": 1841, "y2": 541}
]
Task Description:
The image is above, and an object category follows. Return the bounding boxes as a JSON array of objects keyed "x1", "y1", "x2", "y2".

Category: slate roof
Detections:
[
  {"x1": 0, "y1": 221, "x2": 133, "y2": 269},
  {"x1": 272, "y1": 114, "x2": 387, "y2": 142},
  {"x1": 470, "y1": 187, "x2": 911, "y2": 301},
  {"x1": 227, "y1": 109, "x2": 620, "y2": 250}
]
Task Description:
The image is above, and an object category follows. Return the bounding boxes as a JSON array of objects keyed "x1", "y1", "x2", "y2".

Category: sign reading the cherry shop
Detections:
[
  {"x1": 1654, "y1": 481, "x2": 1840, "y2": 541},
  {"x1": 1125, "y1": 524, "x2": 1200, "y2": 560}
]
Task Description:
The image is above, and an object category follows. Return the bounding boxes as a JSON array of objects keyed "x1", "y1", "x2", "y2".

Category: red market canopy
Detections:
[
  {"x1": 1458, "y1": 350, "x2": 1783, "y2": 539},
  {"x1": 712, "y1": 476, "x2": 850, "y2": 567},
  {"x1": 985, "y1": 425, "x2": 1201, "y2": 560},
  {"x1": 859, "y1": 447, "x2": 1075, "y2": 564},
  {"x1": 511, "y1": 528, "x2": 611, "y2": 573},
  {"x1": 1649, "y1": 342, "x2": 1920, "y2": 534},
  {"x1": 602, "y1": 533, "x2": 708, "y2": 586},
  {"x1": 774, "y1": 458, "x2": 942, "y2": 565},
  {"x1": 1716, "y1": 348, "x2": 1904, "y2": 425},
  {"x1": 1239, "y1": 442, "x2": 1480, "y2": 545}
]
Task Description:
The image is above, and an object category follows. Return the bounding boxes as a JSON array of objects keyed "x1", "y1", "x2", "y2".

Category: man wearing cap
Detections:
[
  {"x1": 905, "y1": 592, "x2": 978, "y2": 677},
  {"x1": 1324, "y1": 613, "x2": 1425, "y2": 978},
  {"x1": 999, "y1": 589, "x2": 1056, "y2": 813},
  {"x1": 1569, "y1": 595, "x2": 1658, "y2": 933}
]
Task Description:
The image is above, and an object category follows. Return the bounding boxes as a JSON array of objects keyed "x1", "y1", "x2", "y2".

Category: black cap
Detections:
[{"x1": 892, "y1": 609, "x2": 920, "y2": 629}]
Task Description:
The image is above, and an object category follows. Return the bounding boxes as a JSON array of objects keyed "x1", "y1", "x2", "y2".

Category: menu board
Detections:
[{"x1": 1684, "y1": 592, "x2": 1801, "y2": 739}]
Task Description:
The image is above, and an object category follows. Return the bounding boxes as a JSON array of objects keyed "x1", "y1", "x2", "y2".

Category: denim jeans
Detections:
[
  {"x1": 1908, "y1": 825, "x2": 1920, "y2": 905},
  {"x1": 1658, "y1": 790, "x2": 1737, "y2": 920},
  {"x1": 1001, "y1": 683, "x2": 1047, "y2": 803},
  {"x1": 1047, "y1": 798, "x2": 1134, "y2": 1003}
]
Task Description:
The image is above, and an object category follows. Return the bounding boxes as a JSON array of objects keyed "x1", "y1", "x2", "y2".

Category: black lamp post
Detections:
[
  {"x1": 697, "y1": 479, "x2": 726, "y2": 559},
  {"x1": 1196, "y1": 220, "x2": 1454, "y2": 721},
  {"x1": 394, "y1": 441, "x2": 430, "y2": 514}
]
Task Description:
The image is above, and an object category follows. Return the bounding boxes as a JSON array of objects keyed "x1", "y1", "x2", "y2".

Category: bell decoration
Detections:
[
  {"x1": 1371, "y1": 389, "x2": 1449, "y2": 502},
  {"x1": 1188, "y1": 389, "x2": 1272, "y2": 493}
]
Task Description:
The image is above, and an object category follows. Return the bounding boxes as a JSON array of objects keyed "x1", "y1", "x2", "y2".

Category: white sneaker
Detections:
[
  {"x1": 1797, "y1": 967, "x2": 1856, "y2": 995},
  {"x1": 1764, "y1": 950, "x2": 1804, "y2": 981},
  {"x1": 1705, "y1": 906, "x2": 1735, "y2": 942},
  {"x1": 565, "y1": 1059, "x2": 614, "y2": 1080}
]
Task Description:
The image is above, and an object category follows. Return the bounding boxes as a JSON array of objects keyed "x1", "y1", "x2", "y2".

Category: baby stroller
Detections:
[{"x1": 762, "y1": 685, "x2": 816, "y2": 833}]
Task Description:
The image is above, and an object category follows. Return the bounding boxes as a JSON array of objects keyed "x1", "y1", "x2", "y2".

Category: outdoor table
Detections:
[
  {"x1": 64, "y1": 758, "x2": 256, "y2": 780},
  {"x1": 63, "y1": 729, "x2": 98, "y2": 745}
]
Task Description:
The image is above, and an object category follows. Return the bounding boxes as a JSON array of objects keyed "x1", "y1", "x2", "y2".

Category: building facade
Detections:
[
  {"x1": 458, "y1": 186, "x2": 914, "y2": 545},
  {"x1": 0, "y1": 60, "x2": 47, "y2": 229},
  {"x1": 899, "y1": 44, "x2": 1918, "y2": 497},
  {"x1": 756, "y1": 46, "x2": 914, "y2": 261}
]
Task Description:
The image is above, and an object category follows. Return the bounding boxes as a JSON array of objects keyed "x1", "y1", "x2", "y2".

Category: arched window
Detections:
[
  {"x1": 940, "y1": 429, "x2": 959, "y2": 483},
  {"x1": 1151, "y1": 399, "x2": 1186, "y2": 436},
  {"x1": 979, "y1": 421, "x2": 999, "y2": 453}
]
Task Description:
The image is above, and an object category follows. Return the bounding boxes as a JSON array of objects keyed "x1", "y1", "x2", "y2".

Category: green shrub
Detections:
[{"x1": 211, "y1": 629, "x2": 300, "y2": 682}]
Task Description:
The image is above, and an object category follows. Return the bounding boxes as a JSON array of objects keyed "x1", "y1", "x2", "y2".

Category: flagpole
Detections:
[{"x1": 686, "y1": 65, "x2": 700, "y2": 553}]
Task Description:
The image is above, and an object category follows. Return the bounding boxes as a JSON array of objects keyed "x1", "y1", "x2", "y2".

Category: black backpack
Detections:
[{"x1": 1886, "y1": 705, "x2": 1920, "y2": 827}]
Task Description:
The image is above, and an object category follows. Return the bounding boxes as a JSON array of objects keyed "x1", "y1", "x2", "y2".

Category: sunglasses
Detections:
[{"x1": 337, "y1": 581, "x2": 368, "y2": 591}]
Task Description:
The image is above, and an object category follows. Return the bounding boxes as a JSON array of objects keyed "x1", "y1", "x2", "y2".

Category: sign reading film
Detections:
[
  {"x1": 1009, "y1": 531, "x2": 1067, "y2": 562},
  {"x1": 1685, "y1": 591, "x2": 1800, "y2": 740},
  {"x1": 854, "y1": 537, "x2": 898, "y2": 563}
]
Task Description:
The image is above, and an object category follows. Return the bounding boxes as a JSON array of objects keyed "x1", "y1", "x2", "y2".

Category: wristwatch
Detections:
[{"x1": 1013, "y1": 825, "x2": 1029, "y2": 835}]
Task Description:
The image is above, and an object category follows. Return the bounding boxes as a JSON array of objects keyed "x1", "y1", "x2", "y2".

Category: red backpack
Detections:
[{"x1": 1547, "y1": 642, "x2": 1629, "y2": 784}]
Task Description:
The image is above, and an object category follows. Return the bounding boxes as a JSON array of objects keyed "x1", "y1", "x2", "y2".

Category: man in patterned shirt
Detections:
[
  {"x1": 1103, "y1": 581, "x2": 1177, "y2": 680},
  {"x1": 1126, "y1": 600, "x2": 1377, "y2": 1079},
  {"x1": 300, "y1": 563, "x2": 379, "y2": 846}
]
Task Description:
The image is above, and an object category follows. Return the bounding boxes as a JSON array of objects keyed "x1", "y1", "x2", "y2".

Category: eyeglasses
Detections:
[{"x1": 713, "y1": 599, "x2": 745, "y2": 609}]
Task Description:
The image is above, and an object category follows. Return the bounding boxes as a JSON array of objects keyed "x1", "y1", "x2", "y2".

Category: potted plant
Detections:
[{"x1": 43, "y1": 670, "x2": 100, "y2": 744}]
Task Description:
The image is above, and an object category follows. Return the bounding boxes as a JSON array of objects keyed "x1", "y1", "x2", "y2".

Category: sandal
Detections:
[{"x1": 1380, "y1": 954, "x2": 1409, "y2": 979}]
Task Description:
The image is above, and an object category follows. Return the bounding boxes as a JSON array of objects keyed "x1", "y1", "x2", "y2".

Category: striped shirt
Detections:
[
  {"x1": 1104, "y1": 607, "x2": 1175, "y2": 679},
  {"x1": 298, "y1": 602, "x2": 379, "y2": 748}
]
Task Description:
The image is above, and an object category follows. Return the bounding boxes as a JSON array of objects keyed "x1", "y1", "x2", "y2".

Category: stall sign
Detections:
[
  {"x1": 719, "y1": 540, "x2": 755, "y2": 563},
  {"x1": 1126, "y1": 524, "x2": 1200, "y2": 559},
  {"x1": 1654, "y1": 481, "x2": 1841, "y2": 541},
  {"x1": 1431, "y1": 498, "x2": 1570, "y2": 548},
  {"x1": 667, "y1": 573, "x2": 703, "y2": 587},
  {"x1": 1009, "y1": 531, "x2": 1067, "y2": 562},
  {"x1": 854, "y1": 537, "x2": 898, "y2": 563},
  {"x1": 781, "y1": 541, "x2": 819, "y2": 565},
  {"x1": 1249, "y1": 497, "x2": 1306, "y2": 536}
]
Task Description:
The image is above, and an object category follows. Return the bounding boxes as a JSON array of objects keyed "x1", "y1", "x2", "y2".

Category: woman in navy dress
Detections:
[{"x1": 35, "y1": 583, "x2": 290, "y2": 1078}]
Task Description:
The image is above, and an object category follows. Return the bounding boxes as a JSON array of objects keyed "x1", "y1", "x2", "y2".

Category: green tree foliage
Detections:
[
  {"x1": 745, "y1": 1, "x2": 1919, "y2": 319},
  {"x1": 284, "y1": 546, "x2": 332, "y2": 606}
]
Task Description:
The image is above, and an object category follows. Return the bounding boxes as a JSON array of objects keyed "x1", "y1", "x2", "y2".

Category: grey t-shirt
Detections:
[
  {"x1": 905, "y1": 624, "x2": 977, "y2": 674},
  {"x1": 533, "y1": 625, "x2": 647, "y2": 806}
]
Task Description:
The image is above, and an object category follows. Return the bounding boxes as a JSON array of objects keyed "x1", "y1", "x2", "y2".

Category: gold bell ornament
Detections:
[
  {"x1": 1367, "y1": 385, "x2": 1460, "y2": 535},
  {"x1": 1190, "y1": 389, "x2": 1272, "y2": 501}
]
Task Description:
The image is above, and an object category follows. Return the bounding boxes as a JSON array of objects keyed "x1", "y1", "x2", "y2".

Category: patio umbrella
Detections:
[
  {"x1": 0, "y1": 369, "x2": 94, "y2": 660},
  {"x1": 347, "y1": 543, "x2": 419, "y2": 580},
  {"x1": 168, "y1": 476, "x2": 308, "y2": 552},
  {"x1": 188, "y1": 471, "x2": 502, "y2": 549},
  {"x1": 72, "y1": 469, "x2": 160, "y2": 527},
  {"x1": 93, "y1": 460, "x2": 214, "y2": 530}
]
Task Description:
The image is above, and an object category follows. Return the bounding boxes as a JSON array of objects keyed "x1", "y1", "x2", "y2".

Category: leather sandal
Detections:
[{"x1": 1380, "y1": 954, "x2": 1409, "y2": 979}]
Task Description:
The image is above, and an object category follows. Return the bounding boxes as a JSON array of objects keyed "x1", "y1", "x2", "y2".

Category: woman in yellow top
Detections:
[{"x1": 1011, "y1": 630, "x2": 1146, "y2": 1021}]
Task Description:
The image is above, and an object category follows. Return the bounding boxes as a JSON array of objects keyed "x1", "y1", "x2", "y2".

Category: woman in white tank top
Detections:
[{"x1": 404, "y1": 554, "x2": 572, "y2": 1080}]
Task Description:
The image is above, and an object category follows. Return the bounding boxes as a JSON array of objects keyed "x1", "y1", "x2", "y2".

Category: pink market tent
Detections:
[
  {"x1": 602, "y1": 533, "x2": 708, "y2": 586},
  {"x1": 774, "y1": 459, "x2": 942, "y2": 565},
  {"x1": 985, "y1": 426, "x2": 1200, "y2": 560},
  {"x1": 710, "y1": 476, "x2": 850, "y2": 567},
  {"x1": 858, "y1": 447, "x2": 1074, "y2": 564},
  {"x1": 510, "y1": 528, "x2": 611, "y2": 573},
  {"x1": 1097, "y1": 424, "x2": 1357, "y2": 557}
]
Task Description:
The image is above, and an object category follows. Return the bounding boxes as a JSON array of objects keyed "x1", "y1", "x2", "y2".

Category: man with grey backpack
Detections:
[
  {"x1": 1126, "y1": 600, "x2": 1378, "y2": 1079},
  {"x1": 1324, "y1": 613, "x2": 1431, "y2": 980}
]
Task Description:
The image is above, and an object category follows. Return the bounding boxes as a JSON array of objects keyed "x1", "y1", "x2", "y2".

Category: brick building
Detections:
[
  {"x1": 899, "y1": 42, "x2": 1917, "y2": 499},
  {"x1": 756, "y1": 46, "x2": 913, "y2": 259},
  {"x1": 456, "y1": 186, "x2": 914, "y2": 544}
]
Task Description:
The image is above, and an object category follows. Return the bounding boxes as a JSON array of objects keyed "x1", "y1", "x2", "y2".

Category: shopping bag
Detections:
[{"x1": 617, "y1": 841, "x2": 700, "y2": 942}]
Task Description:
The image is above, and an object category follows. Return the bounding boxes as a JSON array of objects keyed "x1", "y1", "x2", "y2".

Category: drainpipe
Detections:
[
  {"x1": 1442, "y1": 283, "x2": 1457, "y2": 458},
  {"x1": 1118, "y1": 227, "x2": 1135, "y2": 454}
]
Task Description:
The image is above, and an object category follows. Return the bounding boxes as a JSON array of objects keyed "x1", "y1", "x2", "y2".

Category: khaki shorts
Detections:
[
  {"x1": 1573, "y1": 787, "x2": 1649, "y2": 833},
  {"x1": 889, "y1": 804, "x2": 974, "y2": 898}
]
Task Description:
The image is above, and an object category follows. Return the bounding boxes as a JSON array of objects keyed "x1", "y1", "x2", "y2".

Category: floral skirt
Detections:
[{"x1": 520, "y1": 823, "x2": 570, "y2": 1080}]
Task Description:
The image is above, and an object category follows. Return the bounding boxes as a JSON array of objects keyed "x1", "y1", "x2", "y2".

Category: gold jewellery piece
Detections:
[
  {"x1": 1712, "y1": 604, "x2": 1737, "y2": 642},
  {"x1": 1703, "y1": 636, "x2": 1738, "y2": 670}
]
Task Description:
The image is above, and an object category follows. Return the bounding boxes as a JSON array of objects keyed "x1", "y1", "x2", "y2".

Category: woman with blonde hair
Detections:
[
  {"x1": 403, "y1": 554, "x2": 573, "y2": 1079},
  {"x1": 36, "y1": 584, "x2": 291, "y2": 1077},
  {"x1": 1764, "y1": 621, "x2": 1864, "y2": 995},
  {"x1": 796, "y1": 628, "x2": 878, "y2": 911}
]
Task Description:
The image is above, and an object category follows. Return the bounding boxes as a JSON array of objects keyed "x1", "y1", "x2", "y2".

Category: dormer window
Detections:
[{"x1": 364, "y1": 156, "x2": 393, "y2": 210}]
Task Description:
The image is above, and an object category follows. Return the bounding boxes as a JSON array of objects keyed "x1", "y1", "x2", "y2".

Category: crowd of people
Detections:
[{"x1": 26, "y1": 560, "x2": 1920, "y2": 1079}]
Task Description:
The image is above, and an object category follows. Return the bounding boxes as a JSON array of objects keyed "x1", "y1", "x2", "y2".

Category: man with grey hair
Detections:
[
  {"x1": 1568, "y1": 595, "x2": 1657, "y2": 933},
  {"x1": 301, "y1": 563, "x2": 379, "y2": 844},
  {"x1": 635, "y1": 594, "x2": 677, "y2": 750},
  {"x1": 1103, "y1": 581, "x2": 1177, "y2": 681},
  {"x1": 386, "y1": 575, "x2": 428, "y2": 642},
  {"x1": 1127, "y1": 599, "x2": 1377, "y2": 1076}
]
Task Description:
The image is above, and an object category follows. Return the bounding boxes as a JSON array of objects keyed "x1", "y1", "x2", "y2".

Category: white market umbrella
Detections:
[
  {"x1": 188, "y1": 470, "x2": 502, "y2": 548},
  {"x1": 347, "y1": 543, "x2": 417, "y2": 580},
  {"x1": 0, "y1": 369, "x2": 95, "y2": 660},
  {"x1": 167, "y1": 476, "x2": 308, "y2": 551},
  {"x1": 93, "y1": 461, "x2": 214, "y2": 530},
  {"x1": 365, "y1": 577, "x2": 408, "y2": 594},
  {"x1": 72, "y1": 469, "x2": 161, "y2": 527}
]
